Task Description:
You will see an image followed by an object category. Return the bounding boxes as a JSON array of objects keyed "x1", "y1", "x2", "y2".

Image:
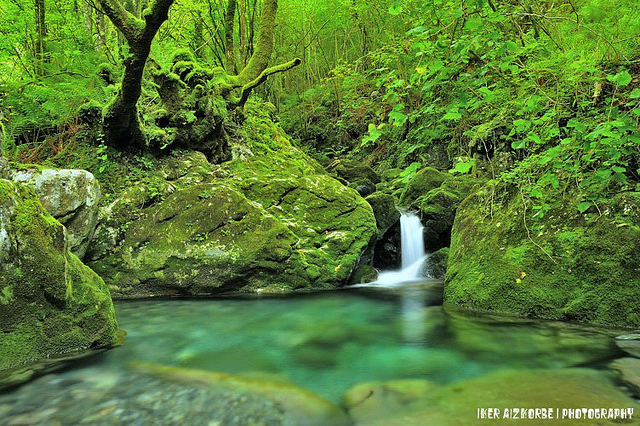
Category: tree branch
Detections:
[
  {"x1": 235, "y1": 57, "x2": 301, "y2": 108},
  {"x1": 95, "y1": 0, "x2": 139, "y2": 42}
]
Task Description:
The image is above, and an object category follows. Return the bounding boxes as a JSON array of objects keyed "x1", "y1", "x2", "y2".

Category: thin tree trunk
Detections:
[
  {"x1": 34, "y1": 0, "x2": 47, "y2": 76},
  {"x1": 224, "y1": 0, "x2": 237, "y2": 72},
  {"x1": 193, "y1": 10, "x2": 206, "y2": 60},
  {"x1": 238, "y1": 0, "x2": 246, "y2": 68}
]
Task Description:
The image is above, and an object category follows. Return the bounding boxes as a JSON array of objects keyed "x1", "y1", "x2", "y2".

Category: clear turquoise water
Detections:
[{"x1": 97, "y1": 283, "x2": 620, "y2": 403}]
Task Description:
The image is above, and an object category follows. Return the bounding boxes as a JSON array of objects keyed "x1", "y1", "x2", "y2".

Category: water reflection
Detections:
[
  {"x1": 400, "y1": 287, "x2": 429, "y2": 344},
  {"x1": 0, "y1": 288, "x2": 627, "y2": 424}
]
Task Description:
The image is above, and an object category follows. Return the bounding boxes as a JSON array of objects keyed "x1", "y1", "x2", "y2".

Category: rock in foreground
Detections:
[
  {"x1": 130, "y1": 362, "x2": 351, "y2": 426},
  {"x1": 344, "y1": 369, "x2": 640, "y2": 425},
  {"x1": 0, "y1": 179, "x2": 119, "y2": 386}
]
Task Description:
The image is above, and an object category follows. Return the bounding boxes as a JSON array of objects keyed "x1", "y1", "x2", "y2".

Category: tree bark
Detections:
[
  {"x1": 224, "y1": 0, "x2": 237, "y2": 73},
  {"x1": 235, "y1": 58, "x2": 301, "y2": 108},
  {"x1": 34, "y1": 0, "x2": 47, "y2": 76},
  {"x1": 96, "y1": 0, "x2": 174, "y2": 148},
  {"x1": 237, "y1": 0, "x2": 277, "y2": 84}
]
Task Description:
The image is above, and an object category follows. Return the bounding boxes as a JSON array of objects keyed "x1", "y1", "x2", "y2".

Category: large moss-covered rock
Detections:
[
  {"x1": 88, "y1": 103, "x2": 377, "y2": 297},
  {"x1": 445, "y1": 182, "x2": 640, "y2": 328},
  {"x1": 12, "y1": 168, "x2": 100, "y2": 259},
  {"x1": 0, "y1": 179, "x2": 119, "y2": 384}
]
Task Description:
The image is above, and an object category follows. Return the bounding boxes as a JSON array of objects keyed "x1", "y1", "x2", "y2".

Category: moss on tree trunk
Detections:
[{"x1": 97, "y1": 0, "x2": 174, "y2": 148}]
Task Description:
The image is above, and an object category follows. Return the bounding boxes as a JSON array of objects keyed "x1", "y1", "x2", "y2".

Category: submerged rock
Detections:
[
  {"x1": 610, "y1": 357, "x2": 640, "y2": 398},
  {"x1": 615, "y1": 334, "x2": 640, "y2": 358},
  {"x1": 87, "y1": 104, "x2": 377, "y2": 297},
  {"x1": 344, "y1": 369, "x2": 640, "y2": 425},
  {"x1": 12, "y1": 168, "x2": 100, "y2": 259},
  {"x1": 445, "y1": 183, "x2": 640, "y2": 328},
  {"x1": 130, "y1": 362, "x2": 351, "y2": 426},
  {"x1": 0, "y1": 179, "x2": 119, "y2": 387}
]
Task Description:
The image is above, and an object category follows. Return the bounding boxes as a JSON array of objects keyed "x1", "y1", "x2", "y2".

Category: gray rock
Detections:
[
  {"x1": 610, "y1": 357, "x2": 640, "y2": 397},
  {"x1": 13, "y1": 168, "x2": 100, "y2": 259},
  {"x1": 615, "y1": 334, "x2": 640, "y2": 358}
]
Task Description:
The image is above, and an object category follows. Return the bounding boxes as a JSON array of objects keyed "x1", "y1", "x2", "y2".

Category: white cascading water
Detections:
[{"x1": 372, "y1": 212, "x2": 428, "y2": 286}]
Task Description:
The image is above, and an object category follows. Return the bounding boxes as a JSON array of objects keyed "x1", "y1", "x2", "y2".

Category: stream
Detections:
[{"x1": 0, "y1": 282, "x2": 631, "y2": 425}]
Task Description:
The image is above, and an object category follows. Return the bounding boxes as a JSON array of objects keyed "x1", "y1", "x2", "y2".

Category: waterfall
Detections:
[
  {"x1": 371, "y1": 212, "x2": 429, "y2": 286},
  {"x1": 400, "y1": 213, "x2": 426, "y2": 269}
]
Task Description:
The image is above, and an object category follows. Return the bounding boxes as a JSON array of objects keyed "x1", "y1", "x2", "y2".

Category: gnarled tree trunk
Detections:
[{"x1": 96, "y1": 0, "x2": 174, "y2": 148}]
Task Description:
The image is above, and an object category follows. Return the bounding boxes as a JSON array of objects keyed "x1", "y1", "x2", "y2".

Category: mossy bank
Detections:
[{"x1": 445, "y1": 181, "x2": 640, "y2": 328}]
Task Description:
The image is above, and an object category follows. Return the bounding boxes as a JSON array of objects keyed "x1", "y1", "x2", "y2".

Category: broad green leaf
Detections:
[
  {"x1": 511, "y1": 139, "x2": 527, "y2": 149},
  {"x1": 528, "y1": 133, "x2": 542, "y2": 144},
  {"x1": 577, "y1": 202, "x2": 591, "y2": 213},
  {"x1": 630, "y1": 88, "x2": 640, "y2": 99},
  {"x1": 400, "y1": 162, "x2": 421, "y2": 183},
  {"x1": 442, "y1": 107, "x2": 462, "y2": 121},
  {"x1": 389, "y1": 106, "x2": 408, "y2": 127},
  {"x1": 478, "y1": 87, "x2": 495, "y2": 102},
  {"x1": 566, "y1": 119, "x2": 586, "y2": 131},
  {"x1": 450, "y1": 159, "x2": 475, "y2": 174},
  {"x1": 607, "y1": 71, "x2": 632, "y2": 87},
  {"x1": 486, "y1": 12, "x2": 506, "y2": 22},
  {"x1": 361, "y1": 123, "x2": 383, "y2": 147},
  {"x1": 513, "y1": 119, "x2": 532, "y2": 133},
  {"x1": 505, "y1": 41, "x2": 518, "y2": 52},
  {"x1": 530, "y1": 187, "x2": 543, "y2": 198}
]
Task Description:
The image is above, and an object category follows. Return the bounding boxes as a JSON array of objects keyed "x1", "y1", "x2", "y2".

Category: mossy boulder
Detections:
[
  {"x1": 88, "y1": 104, "x2": 377, "y2": 297},
  {"x1": 445, "y1": 182, "x2": 640, "y2": 328},
  {"x1": 0, "y1": 180, "x2": 119, "y2": 385},
  {"x1": 12, "y1": 168, "x2": 101, "y2": 259},
  {"x1": 415, "y1": 176, "x2": 483, "y2": 250},
  {"x1": 328, "y1": 159, "x2": 380, "y2": 184},
  {"x1": 399, "y1": 167, "x2": 450, "y2": 207},
  {"x1": 365, "y1": 192, "x2": 400, "y2": 237},
  {"x1": 424, "y1": 247, "x2": 449, "y2": 279}
]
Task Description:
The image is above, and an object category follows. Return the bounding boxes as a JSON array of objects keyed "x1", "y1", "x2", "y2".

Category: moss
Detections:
[
  {"x1": 88, "y1": 108, "x2": 377, "y2": 297},
  {"x1": 0, "y1": 181, "x2": 119, "y2": 376},
  {"x1": 0, "y1": 179, "x2": 14, "y2": 204},
  {"x1": 400, "y1": 167, "x2": 451, "y2": 207},
  {"x1": 0, "y1": 285, "x2": 13, "y2": 305},
  {"x1": 171, "y1": 49, "x2": 196, "y2": 64},
  {"x1": 445, "y1": 183, "x2": 640, "y2": 328}
]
